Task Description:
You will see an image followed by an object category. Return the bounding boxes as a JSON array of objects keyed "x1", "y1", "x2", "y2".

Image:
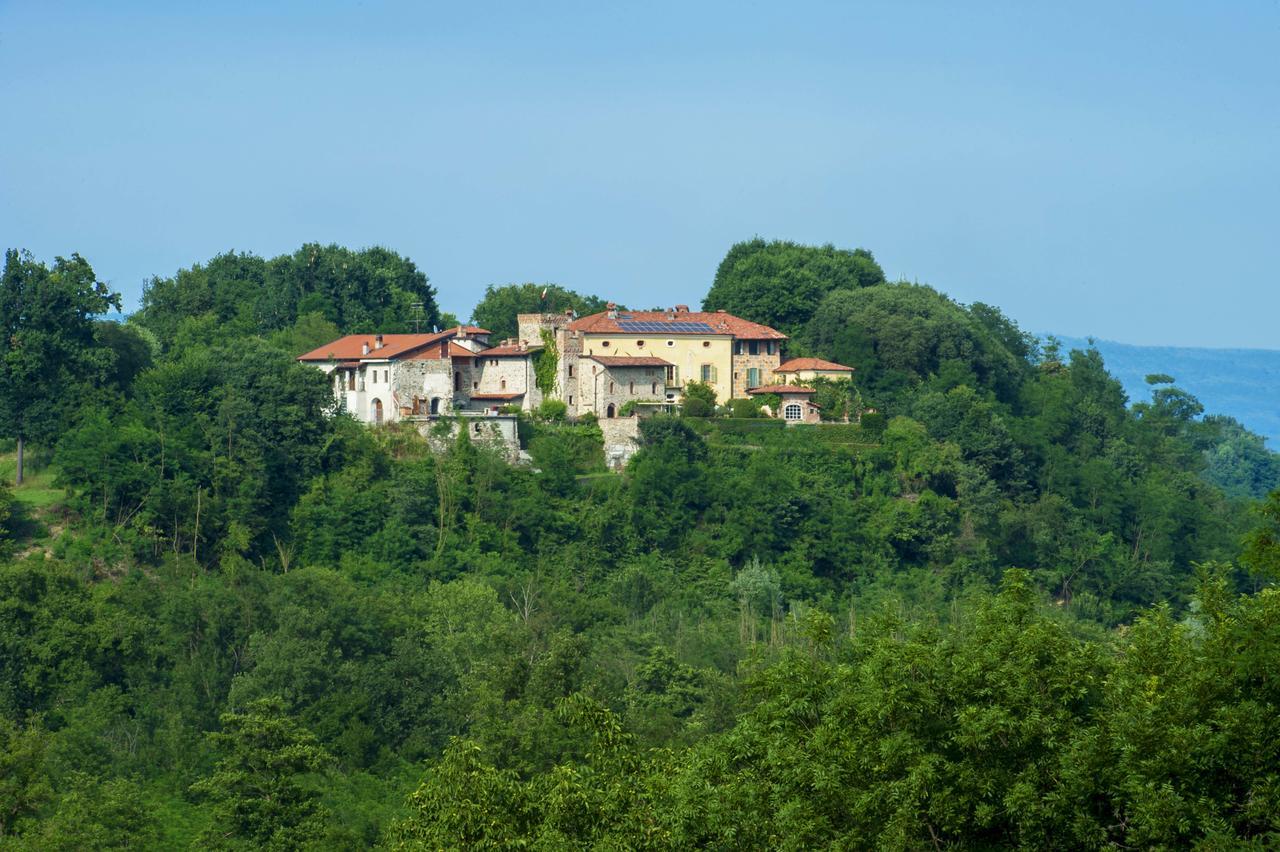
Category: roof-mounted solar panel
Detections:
[{"x1": 616, "y1": 320, "x2": 716, "y2": 333}]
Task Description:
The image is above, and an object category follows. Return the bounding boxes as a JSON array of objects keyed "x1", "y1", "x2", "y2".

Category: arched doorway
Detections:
[
  {"x1": 606, "y1": 403, "x2": 616, "y2": 419},
  {"x1": 430, "y1": 397, "x2": 441, "y2": 415},
  {"x1": 371, "y1": 398, "x2": 383, "y2": 424}
]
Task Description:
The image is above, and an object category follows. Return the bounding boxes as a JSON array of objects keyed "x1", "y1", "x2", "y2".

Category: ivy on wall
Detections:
[{"x1": 534, "y1": 329, "x2": 559, "y2": 396}]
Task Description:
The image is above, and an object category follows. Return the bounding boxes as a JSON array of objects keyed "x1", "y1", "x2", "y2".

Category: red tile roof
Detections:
[
  {"x1": 296, "y1": 326, "x2": 490, "y2": 362},
  {"x1": 405, "y1": 341, "x2": 476, "y2": 360},
  {"x1": 567, "y1": 309, "x2": 786, "y2": 340},
  {"x1": 479, "y1": 343, "x2": 543, "y2": 357},
  {"x1": 747, "y1": 384, "x2": 817, "y2": 395},
  {"x1": 775, "y1": 357, "x2": 854, "y2": 373},
  {"x1": 584, "y1": 355, "x2": 673, "y2": 367}
]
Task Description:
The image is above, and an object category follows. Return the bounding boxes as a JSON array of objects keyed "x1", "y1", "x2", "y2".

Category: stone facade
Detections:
[
  {"x1": 598, "y1": 417, "x2": 642, "y2": 470},
  {"x1": 576, "y1": 359, "x2": 668, "y2": 419}
]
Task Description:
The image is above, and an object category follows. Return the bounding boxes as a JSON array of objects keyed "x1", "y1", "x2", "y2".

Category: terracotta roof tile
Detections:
[
  {"x1": 567, "y1": 309, "x2": 786, "y2": 340},
  {"x1": 775, "y1": 357, "x2": 854, "y2": 373},
  {"x1": 584, "y1": 355, "x2": 673, "y2": 367},
  {"x1": 296, "y1": 326, "x2": 490, "y2": 362},
  {"x1": 747, "y1": 384, "x2": 817, "y2": 395},
  {"x1": 479, "y1": 343, "x2": 543, "y2": 357}
]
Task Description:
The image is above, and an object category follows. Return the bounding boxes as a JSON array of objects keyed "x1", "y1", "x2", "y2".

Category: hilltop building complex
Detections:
[{"x1": 297, "y1": 304, "x2": 840, "y2": 424}]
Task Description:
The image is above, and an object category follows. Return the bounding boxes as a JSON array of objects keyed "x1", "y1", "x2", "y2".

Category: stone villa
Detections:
[{"x1": 297, "y1": 305, "x2": 853, "y2": 461}]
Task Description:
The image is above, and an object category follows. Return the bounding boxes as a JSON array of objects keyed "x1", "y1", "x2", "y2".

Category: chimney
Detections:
[
  {"x1": 607, "y1": 302, "x2": 618, "y2": 319},
  {"x1": 675, "y1": 304, "x2": 689, "y2": 313},
  {"x1": 374, "y1": 334, "x2": 384, "y2": 350},
  {"x1": 361, "y1": 341, "x2": 370, "y2": 355}
]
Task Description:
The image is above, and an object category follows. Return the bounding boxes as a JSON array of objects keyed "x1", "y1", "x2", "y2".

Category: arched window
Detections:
[
  {"x1": 784, "y1": 403, "x2": 803, "y2": 421},
  {"x1": 430, "y1": 397, "x2": 441, "y2": 415},
  {"x1": 500, "y1": 379, "x2": 507, "y2": 390},
  {"x1": 371, "y1": 398, "x2": 384, "y2": 424},
  {"x1": 454, "y1": 372, "x2": 462, "y2": 391},
  {"x1": 606, "y1": 403, "x2": 616, "y2": 418}
]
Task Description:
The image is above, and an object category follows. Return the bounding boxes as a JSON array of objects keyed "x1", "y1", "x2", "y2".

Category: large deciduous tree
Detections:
[
  {"x1": 469, "y1": 283, "x2": 609, "y2": 342},
  {"x1": 702, "y1": 238, "x2": 885, "y2": 337},
  {"x1": 0, "y1": 250, "x2": 120, "y2": 484}
]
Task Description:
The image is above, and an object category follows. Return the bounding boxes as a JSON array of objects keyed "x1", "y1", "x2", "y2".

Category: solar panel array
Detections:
[{"x1": 616, "y1": 320, "x2": 716, "y2": 333}]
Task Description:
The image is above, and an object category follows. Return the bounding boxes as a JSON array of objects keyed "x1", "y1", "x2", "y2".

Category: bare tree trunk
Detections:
[{"x1": 14, "y1": 435, "x2": 23, "y2": 485}]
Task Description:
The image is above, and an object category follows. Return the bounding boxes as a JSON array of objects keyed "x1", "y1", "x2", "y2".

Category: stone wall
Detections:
[
  {"x1": 597, "y1": 416, "x2": 642, "y2": 470},
  {"x1": 731, "y1": 351, "x2": 782, "y2": 398},
  {"x1": 410, "y1": 414, "x2": 521, "y2": 462},
  {"x1": 392, "y1": 359, "x2": 454, "y2": 417},
  {"x1": 578, "y1": 363, "x2": 666, "y2": 418}
]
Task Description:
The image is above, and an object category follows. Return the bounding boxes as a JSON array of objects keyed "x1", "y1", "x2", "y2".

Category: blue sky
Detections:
[{"x1": 2, "y1": 1, "x2": 1276, "y2": 347}]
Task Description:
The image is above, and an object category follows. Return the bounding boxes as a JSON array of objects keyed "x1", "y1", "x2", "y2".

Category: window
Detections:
[
  {"x1": 749, "y1": 341, "x2": 759, "y2": 355},
  {"x1": 651, "y1": 382, "x2": 657, "y2": 394},
  {"x1": 489, "y1": 359, "x2": 498, "y2": 366},
  {"x1": 472, "y1": 381, "x2": 479, "y2": 390},
  {"x1": 666, "y1": 340, "x2": 674, "y2": 347},
  {"x1": 500, "y1": 379, "x2": 507, "y2": 390},
  {"x1": 665, "y1": 365, "x2": 676, "y2": 382},
  {"x1": 609, "y1": 381, "x2": 615, "y2": 393},
  {"x1": 601, "y1": 341, "x2": 611, "y2": 348},
  {"x1": 784, "y1": 403, "x2": 803, "y2": 421},
  {"x1": 454, "y1": 372, "x2": 462, "y2": 391},
  {"x1": 702, "y1": 340, "x2": 710, "y2": 347},
  {"x1": 568, "y1": 395, "x2": 574, "y2": 406},
  {"x1": 700, "y1": 364, "x2": 717, "y2": 383},
  {"x1": 734, "y1": 341, "x2": 744, "y2": 355},
  {"x1": 474, "y1": 357, "x2": 480, "y2": 368},
  {"x1": 747, "y1": 367, "x2": 760, "y2": 388},
  {"x1": 767, "y1": 341, "x2": 776, "y2": 355},
  {"x1": 629, "y1": 381, "x2": 634, "y2": 393},
  {"x1": 636, "y1": 340, "x2": 645, "y2": 347},
  {"x1": 348, "y1": 372, "x2": 355, "y2": 391},
  {"x1": 568, "y1": 365, "x2": 574, "y2": 377}
]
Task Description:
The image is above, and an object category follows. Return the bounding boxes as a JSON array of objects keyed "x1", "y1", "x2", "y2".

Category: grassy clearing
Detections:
[{"x1": 0, "y1": 451, "x2": 65, "y2": 508}]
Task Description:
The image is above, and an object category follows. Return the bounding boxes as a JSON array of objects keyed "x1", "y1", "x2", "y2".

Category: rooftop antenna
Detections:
[{"x1": 410, "y1": 301, "x2": 425, "y2": 333}]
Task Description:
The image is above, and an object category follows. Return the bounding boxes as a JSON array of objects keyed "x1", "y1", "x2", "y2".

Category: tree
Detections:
[
  {"x1": 190, "y1": 698, "x2": 334, "y2": 850},
  {"x1": 135, "y1": 245, "x2": 439, "y2": 351},
  {"x1": 702, "y1": 239, "x2": 885, "y2": 337},
  {"x1": 805, "y1": 282, "x2": 1030, "y2": 408},
  {"x1": 469, "y1": 283, "x2": 609, "y2": 342},
  {"x1": 0, "y1": 250, "x2": 120, "y2": 483},
  {"x1": 681, "y1": 380, "x2": 717, "y2": 417},
  {"x1": 0, "y1": 717, "x2": 52, "y2": 839}
]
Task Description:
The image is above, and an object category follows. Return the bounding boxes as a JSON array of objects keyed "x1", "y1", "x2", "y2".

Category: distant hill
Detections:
[{"x1": 1053, "y1": 336, "x2": 1280, "y2": 448}]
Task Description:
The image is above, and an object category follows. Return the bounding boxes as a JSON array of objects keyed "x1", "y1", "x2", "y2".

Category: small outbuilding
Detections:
[
  {"x1": 747, "y1": 384, "x2": 822, "y2": 424},
  {"x1": 773, "y1": 357, "x2": 854, "y2": 383}
]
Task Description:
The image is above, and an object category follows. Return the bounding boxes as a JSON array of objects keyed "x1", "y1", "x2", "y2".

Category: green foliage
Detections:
[
  {"x1": 469, "y1": 282, "x2": 609, "y2": 342},
  {"x1": 190, "y1": 697, "x2": 335, "y2": 850},
  {"x1": 0, "y1": 250, "x2": 121, "y2": 482},
  {"x1": 703, "y1": 238, "x2": 885, "y2": 336},
  {"x1": 726, "y1": 397, "x2": 765, "y2": 418},
  {"x1": 681, "y1": 380, "x2": 716, "y2": 417},
  {"x1": 534, "y1": 328, "x2": 559, "y2": 396},
  {"x1": 806, "y1": 282, "x2": 1032, "y2": 409},
  {"x1": 135, "y1": 244, "x2": 439, "y2": 351},
  {"x1": 5, "y1": 241, "x2": 1278, "y2": 847}
]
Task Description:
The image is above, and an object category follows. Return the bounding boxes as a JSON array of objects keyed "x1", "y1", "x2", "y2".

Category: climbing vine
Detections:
[{"x1": 534, "y1": 329, "x2": 559, "y2": 396}]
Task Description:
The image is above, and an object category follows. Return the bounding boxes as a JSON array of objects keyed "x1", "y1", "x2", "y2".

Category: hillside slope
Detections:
[{"x1": 1055, "y1": 336, "x2": 1280, "y2": 447}]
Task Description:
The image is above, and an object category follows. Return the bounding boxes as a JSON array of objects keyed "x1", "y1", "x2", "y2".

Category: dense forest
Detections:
[{"x1": 2, "y1": 239, "x2": 1279, "y2": 849}]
